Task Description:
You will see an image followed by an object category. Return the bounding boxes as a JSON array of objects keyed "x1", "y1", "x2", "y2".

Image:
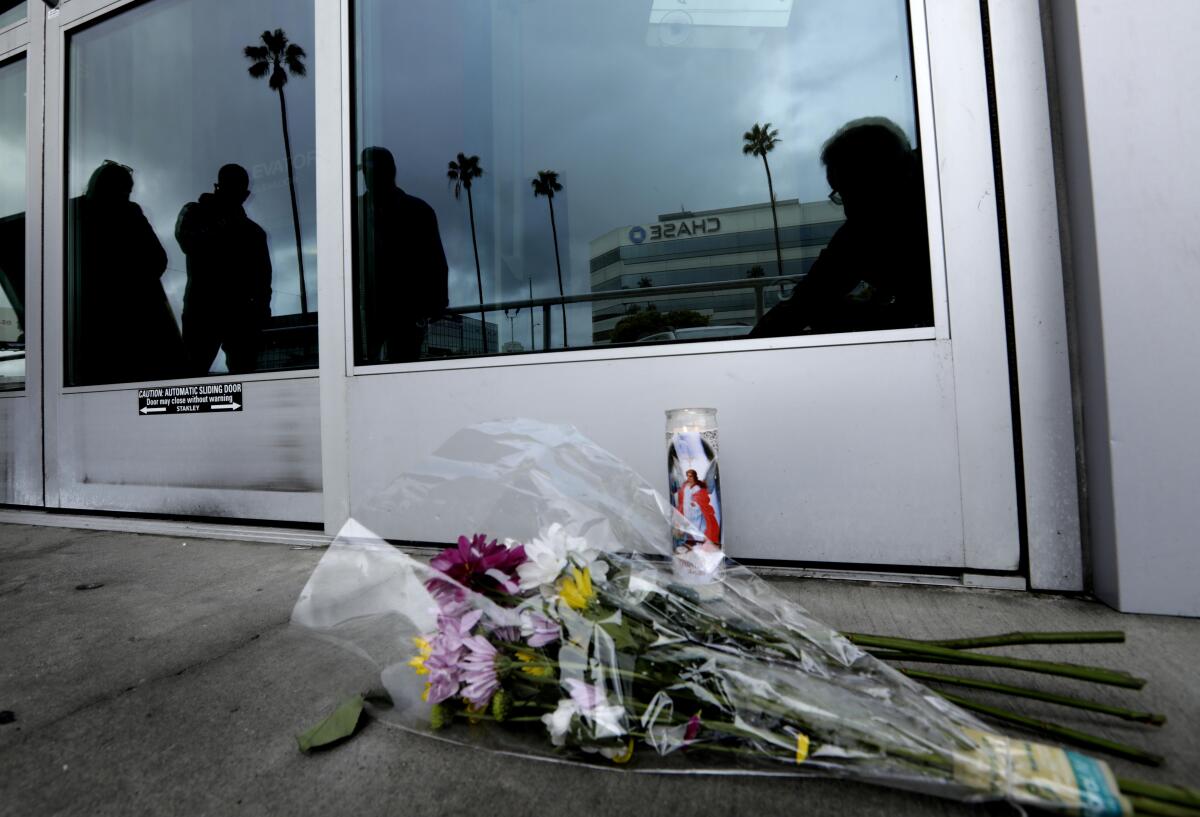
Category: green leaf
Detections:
[
  {"x1": 599, "y1": 619, "x2": 640, "y2": 652},
  {"x1": 296, "y1": 695, "x2": 364, "y2": 753}
]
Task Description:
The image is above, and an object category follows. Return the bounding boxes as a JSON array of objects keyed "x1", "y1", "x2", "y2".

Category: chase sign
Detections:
[{"x1": 628, "y1": 216, "x2": 721, "y2": 245}]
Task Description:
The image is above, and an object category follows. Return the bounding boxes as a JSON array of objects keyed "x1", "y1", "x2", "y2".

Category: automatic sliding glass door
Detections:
[
  {"x1": 39, "y1": 0, "x2": 323, "y2": 522},
  {"x1": 0, "y1": 2, "x2": 44, "y2": 508}
]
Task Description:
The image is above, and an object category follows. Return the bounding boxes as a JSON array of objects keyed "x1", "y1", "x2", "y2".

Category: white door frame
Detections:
[
  {"x1": 312, "y1": 0, "x2": 1083, "y2": 581},
  {"x1": 38, "y1": 0, "x2": 323, "y2": 522},
  {"x1": 0, "y1": 6, "x2": 45, "y2": 509},
  {"x1": 985, "y1": 0, "x2": 1084, "y2": 591}
]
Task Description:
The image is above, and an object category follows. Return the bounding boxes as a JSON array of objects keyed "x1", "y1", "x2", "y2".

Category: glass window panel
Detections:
[
  {"x1": 65, "y1": 0, "x2": 317, "y2": 387},
  {"x1": 0, "y1": 2, "x2": 26, "y2": 31},
  {"x1": 0, "y1": 55, "x2": 26, "y2": 391},
  {"x1": 353, "y1": 0, "x2": 931, "y2": 362}
]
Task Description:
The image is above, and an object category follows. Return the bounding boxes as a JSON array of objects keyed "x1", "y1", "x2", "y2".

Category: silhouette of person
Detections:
[
  {"x1": 749, "y1": 118, "x2": 933, "y2": 338},
  {"x1": 175, "y1": 164, "x2": 273, "y2": 375},
  {"x1": 356, "y1": 146, "x2": 449, "y2": 363},
  {"x1": 68, "y1": 160, "x2": 185, "y2": 385}
]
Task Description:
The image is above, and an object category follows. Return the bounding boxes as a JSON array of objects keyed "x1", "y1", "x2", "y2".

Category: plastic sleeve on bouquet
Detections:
[{"x1": 291, "y1": 420, "x2": 1131, "y2": 817}]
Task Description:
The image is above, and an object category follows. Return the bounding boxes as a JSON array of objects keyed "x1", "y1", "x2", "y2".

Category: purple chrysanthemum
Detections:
[
  {"x1": 460, "y1": 635, "x2": 501, "y2": 707},
  {"x1": 521, "y1": 611, "x2": 561, "y2": 648},
  {"x1": 427, "y1": 534, "x2": 527, "y2": 599},
  {"x1": 422, "y1": 608, "x2": 483, "y2": 705}
]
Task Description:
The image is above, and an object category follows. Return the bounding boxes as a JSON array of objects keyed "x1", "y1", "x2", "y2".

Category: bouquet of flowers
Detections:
[{"x1": 293, "y1": 420, "x2": 1137, "y2": 816}]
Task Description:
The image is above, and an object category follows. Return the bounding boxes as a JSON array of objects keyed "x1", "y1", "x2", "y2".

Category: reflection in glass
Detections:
[
  {"x1": 356, "y1": 146, "x2": 449, "y2": 364},
  {"x1": 68, "y1": 161, "x2": 186, "y2": 384},
  {"x1": 0, "y1": 2, "x2": 25, "y2": 31},
  {"x1": 750, "y1": 118, "x2": 933, "y2": 337},
  {"x1": 65, "y1": 0, "x2": 317, "y2": 387},
  {"x1": 0, "y1": 56, "x2": 26, "y2": 390},
  {"x1": 353, "y1": 0, "x2": 929, "y2": 362},
  {"x1": 176, "y1": 164, "x2": 273, "y2": 375}
]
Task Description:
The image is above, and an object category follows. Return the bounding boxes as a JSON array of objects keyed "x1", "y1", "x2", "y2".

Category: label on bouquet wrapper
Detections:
[
  {"x1": 954, "y1": 729, "x2": 1132, "y2": 816},
  {"x1": 668, "y1": 429, "x2": 723, "y2": 585}
]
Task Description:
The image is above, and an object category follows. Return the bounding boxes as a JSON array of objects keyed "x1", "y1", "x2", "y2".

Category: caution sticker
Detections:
[{"x1": 137, "y1": 382, "x2": 244, "y2": 416}]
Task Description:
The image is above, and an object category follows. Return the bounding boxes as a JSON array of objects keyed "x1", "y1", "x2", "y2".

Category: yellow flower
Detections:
[
  {"x1": 559, "y1": 566, "x2": 595, "y2": 610},
  {"x1": 610, "y1": 740, "x2": 635, "y2": 764},
  {"x1": 515, "y1": 650, "x2": 550, "y2": 677},
  {"x1": 408, "y1": 635, "x2": 433, "y2": 676}
]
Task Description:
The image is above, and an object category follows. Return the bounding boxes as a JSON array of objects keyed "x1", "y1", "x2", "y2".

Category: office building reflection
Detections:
[
  {"x1": 425, "y1": 315, "x2": 499, "y2": 358},
  {"x1": 589, "y1": 199, "x2": 844, "y2": 343}
]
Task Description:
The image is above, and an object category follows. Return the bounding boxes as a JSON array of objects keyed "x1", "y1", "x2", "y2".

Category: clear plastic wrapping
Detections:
[{"x1": 293, "y1": 420, "x2": 1130, "y2": 816}]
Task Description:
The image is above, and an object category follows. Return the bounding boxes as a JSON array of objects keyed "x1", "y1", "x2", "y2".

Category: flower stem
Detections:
[
  {"x1": 1127, "y1": 796, "x2": 1200, "y2": 817},
  {"x1": 451, "y1": 710, "x2": 543, "y2": 724},
  {"x1": 902, "y1": 669, "x2": 1166, "y2": 725},
  {"x1": 933, "y1": 690, "x2": 1163, "y2": 766},
  {"x1": 907, "y1": 630, "x2": 1126, "y2": 650},
  {"x1": 1119, "y1": 779, "x2": 1200, "y2": 810},
  {"x1": 869, "y1": 650, "x2": 975, "y2": 666},
  {"x1": 847, "y1": 634, "x2": 1146, "y2": 689}
]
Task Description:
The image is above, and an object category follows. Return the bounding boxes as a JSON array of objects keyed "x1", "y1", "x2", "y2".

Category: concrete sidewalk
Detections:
[{"x1": 1, "y1": 523, "x2": 1196, "y2": 817}]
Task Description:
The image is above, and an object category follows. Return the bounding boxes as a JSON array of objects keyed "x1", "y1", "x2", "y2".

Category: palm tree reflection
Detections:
[
  {"x1": 245, "y1": 29, "x2": 309, "y2": 315},
  {"x1": 447, "y1": 152, "x2": 487, "y2": 354},
  {"x1": 532, "y1": 170, "x2": 567, "y2": 347},
  {"x1": 743, "y1": 123, "x2": 785, "y2": 282}
]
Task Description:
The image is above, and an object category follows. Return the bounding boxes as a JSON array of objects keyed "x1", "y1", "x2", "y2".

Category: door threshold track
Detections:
[
  {"x1": 0, "y1": 509, "x2": 1030, "y2": 591},
  {"x1": 0, "y1": 509, "x2": 333, "y2": 548}
]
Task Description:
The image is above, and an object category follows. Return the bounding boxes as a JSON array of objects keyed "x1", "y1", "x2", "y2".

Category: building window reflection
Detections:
[
  {"x1": 352, "y1": 0, "x2": 931, "y2": 362},
  {"x1": 64, "y1": 0, "x2": 317, "y2": 387},
  {"x1": 0, "y1": 55, "x2": 26, "y2": 391}
]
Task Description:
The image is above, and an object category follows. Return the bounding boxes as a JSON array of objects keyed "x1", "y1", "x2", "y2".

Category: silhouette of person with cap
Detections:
[
  {"x1": 68, "y1": 160, "x2": 185, "y2": 385},
  {"x1": 175, "y1": 164, "x2": 272, "y2": 374},
  {"x1": 749, "y1": 118, "x2": 933, "y2": 338},
  {"x1": 356, "y1": 146, "x2": 449, "y2": 363}
]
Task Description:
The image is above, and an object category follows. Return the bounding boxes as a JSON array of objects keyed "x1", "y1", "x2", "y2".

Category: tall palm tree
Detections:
[
  {"x1": 532, "y1": 170, "x2": 567, "y2": 347},
  {"x1": 742, "y1": 122, "x2": 785, "y2": 281},
  {"x1": 448, "y1": 153, "x2": 487, "y2": 353},
  {"x1": 245, "y1": 29, "x2": 309, "y2": 315}
]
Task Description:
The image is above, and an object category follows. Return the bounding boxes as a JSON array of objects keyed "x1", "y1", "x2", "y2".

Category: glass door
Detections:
[
  {"x1": 39, "y1": 0, "x2": 323, "y2": 522},
  {"x1": 317, "y1": 0, "x2": 1023, "y2": 572},
  {"x1": 0, "y1": 1, "x2": 43, "y2": 508}
]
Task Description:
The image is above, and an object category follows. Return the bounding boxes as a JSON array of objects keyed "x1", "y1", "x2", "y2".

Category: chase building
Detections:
[{"x1": 588, "y1": 199, "x2": 845, "y2": 343}]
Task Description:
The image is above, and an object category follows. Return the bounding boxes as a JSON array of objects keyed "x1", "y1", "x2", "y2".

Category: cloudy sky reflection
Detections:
[
  {"x1": 67, "y1": 0, "x2": 316, "y2": 323},
  {"x1": 357, "y1": 0, "x2": 918, "y2": 349}
]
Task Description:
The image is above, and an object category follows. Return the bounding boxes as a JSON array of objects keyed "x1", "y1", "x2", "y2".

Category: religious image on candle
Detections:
[
  {"x1": 666, "y1": 408, "x2": 724, "y2": 585},
  {"x1": 668, "y1": 434, "x2": 721, "y2": 552}
]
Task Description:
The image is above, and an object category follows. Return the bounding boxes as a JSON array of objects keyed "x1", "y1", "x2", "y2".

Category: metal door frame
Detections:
[
  {"x1": 38, "y1": 0, "x2": 323, "y2": 522},
  {"x1": 311, "y1": 0, "x2": 1084, "y2": 583},
  {"x1": 0, "y1": 6, "x2": 45, "y2": 508}
]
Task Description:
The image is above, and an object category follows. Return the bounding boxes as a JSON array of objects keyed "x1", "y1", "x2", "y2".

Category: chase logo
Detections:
[{"x1": 629, "y1": 225, "x2": 647, "y2": 244}]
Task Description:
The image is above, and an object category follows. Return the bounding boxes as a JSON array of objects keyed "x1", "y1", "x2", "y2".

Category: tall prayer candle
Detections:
[{"x1": 666, "y1": 408, "x2": 723, "y2": 585}]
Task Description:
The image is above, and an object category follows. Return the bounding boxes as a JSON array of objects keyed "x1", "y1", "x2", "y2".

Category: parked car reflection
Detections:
[{"x1": 637, "y1": 325, "x2": 753, "y2": 343}]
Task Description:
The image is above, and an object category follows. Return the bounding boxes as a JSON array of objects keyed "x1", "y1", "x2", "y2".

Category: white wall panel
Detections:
[
  {"x1": 50, "y1": 377, "x2": 322, "y2": 521},
  {"x1": 348, "y1": 340, "x2": 969, "y2": 567}
]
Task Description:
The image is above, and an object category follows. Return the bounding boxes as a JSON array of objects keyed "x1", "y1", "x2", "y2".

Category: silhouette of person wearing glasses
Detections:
[
  {"x1": 749, "y1": 118, "x2": 933, "y2": 338},
  {"x1": 68, "y1": 160, "x2": 185, "y2": 385},
  {"x1": 175, "y1": 164, "x2": 272, "y2": 375},
  {"x1": 356, "y1": 146, "x2": 449, "y2": 363}
]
